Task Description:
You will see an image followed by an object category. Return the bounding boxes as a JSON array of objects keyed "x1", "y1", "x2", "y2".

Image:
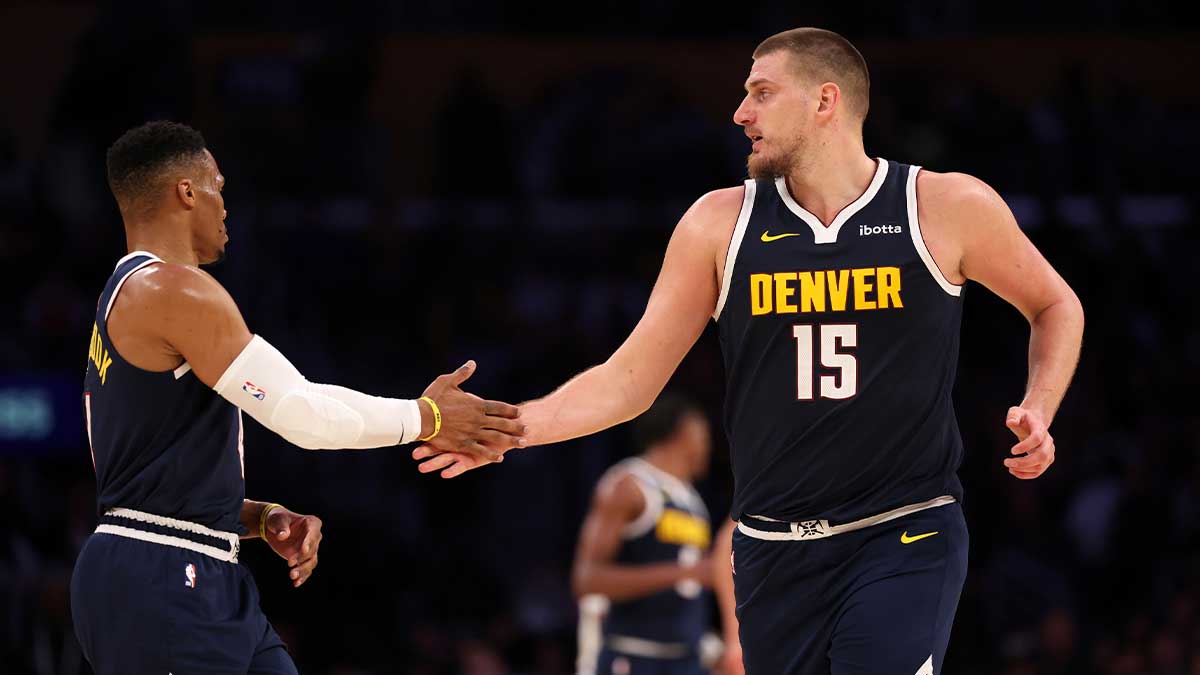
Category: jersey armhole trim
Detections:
[
  {"x1": 620, "y1": 470, "x2": 664, "y2": 540},
  {"x1": 713, "y1": 180, "x2": 757, "y2": 320},
  {"x1": 103, "y1": 255, "x2": 165, "y2": 322},
  {"x1": 906, "y1": 166, "x2": 963, "y2": 297}
]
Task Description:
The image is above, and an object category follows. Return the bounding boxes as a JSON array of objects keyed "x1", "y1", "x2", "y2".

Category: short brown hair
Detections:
[{"x1": 753, "y1": 28, "x2": 870, "y2": 121}]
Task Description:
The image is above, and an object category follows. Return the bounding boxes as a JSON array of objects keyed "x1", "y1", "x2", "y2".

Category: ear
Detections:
[
  {"x1": 176, "y1": 179, "x2": 196, "y2": 209},
  {"x1": 816, "y1": 82, "x2": 841, "y2": 115}
]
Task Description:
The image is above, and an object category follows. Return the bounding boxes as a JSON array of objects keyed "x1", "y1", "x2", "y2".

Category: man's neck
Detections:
[
  {"x1": 124, "y1": 222, "x2": 199, "y2": 266},
  {"x1": 782, "y1": 141, "x2": 877, "y2": 227}
]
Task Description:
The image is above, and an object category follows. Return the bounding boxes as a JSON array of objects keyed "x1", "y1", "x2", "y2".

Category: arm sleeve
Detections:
[{"x1": 213, "y1": 335, "x2": 422, "y2": 449}]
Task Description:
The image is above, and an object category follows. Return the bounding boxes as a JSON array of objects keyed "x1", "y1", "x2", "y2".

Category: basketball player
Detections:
[
  {"x1": 416, "y1": 27, "x2": 1084, "y2": 674},
  {"x1": 72, "y1": 121, "x2": 526, "y2": 675},
  {"x1": 573, "y1": 394, "x2": 713, "y2": 675}
]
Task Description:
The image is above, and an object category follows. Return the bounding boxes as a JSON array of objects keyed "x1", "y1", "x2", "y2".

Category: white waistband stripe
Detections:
[
  {"x1": 738, "y1": 496, "x2": 956, "y2": 542},
  {"x1": 607, "y1": 635, "x2": 690, "y2": 659},
  {"x1": 95, "y1": 524, "x2": 239, "y2": 563}
]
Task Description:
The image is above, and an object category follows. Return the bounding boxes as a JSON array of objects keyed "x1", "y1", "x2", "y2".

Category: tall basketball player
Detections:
[
  {"x1": 573, "y1": 394, "x2": 713, "y2": 675},
  {"x1": 416, "y1": 27, "x2": 1084, "y2": 674},
  {"x1": 73, "y1": 121, "x2": 526, "y2": 675}
]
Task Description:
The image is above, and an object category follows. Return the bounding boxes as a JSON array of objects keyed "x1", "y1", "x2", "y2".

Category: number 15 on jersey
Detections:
[{"x1": 793, "y1": 324, "x2": 857, "y2": 400}]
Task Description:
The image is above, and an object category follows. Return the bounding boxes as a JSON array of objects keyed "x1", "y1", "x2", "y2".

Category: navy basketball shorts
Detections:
[
  {"x1": 733, "y1": 501, "x2": 968, "y2": 675},
  {"x1": 595, "y1": 648, "x2": 706, "y2": 675},
  {"x1": 70, "y1": 511, "x2": 297, "y2": 675}
]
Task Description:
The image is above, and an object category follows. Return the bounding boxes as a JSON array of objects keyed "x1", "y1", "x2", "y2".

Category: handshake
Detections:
[{"x1": 410, "y1": 359, "x2": 529, "y2": 479}]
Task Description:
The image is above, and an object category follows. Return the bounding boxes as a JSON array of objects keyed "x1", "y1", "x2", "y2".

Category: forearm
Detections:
[
  {"x1": 1021, "y1": 295, "x2": 1084, "y2": 423},
  {"x1": 215, "y1": 335, "x2": 424, "y2": 449},
  {"x1": 523, "y1": 362, "x2": 646, "y2": 446},
  {"x1": 239, "y1": 499, "x2": 273, "y2": 540},
  {"x1": 573, "y1": 562, "x2": 695, "y2": 602}
]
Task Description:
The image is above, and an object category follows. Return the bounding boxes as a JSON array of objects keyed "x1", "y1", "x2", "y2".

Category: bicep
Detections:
[
  {"x1": 609, "y1": 212, "x2": 720, "y2": 375},
  {"x1": 156, "y1": 274, "x2": 253, "y2": 387},
  {"x1": 574, "y1": 477, "x2": 645, "y2": 568},
  {"x1": 958, "y1": 184, "x2": 1075, "y2": 322}
]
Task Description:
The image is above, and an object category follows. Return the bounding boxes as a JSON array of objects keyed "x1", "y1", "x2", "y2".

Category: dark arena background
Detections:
[{"x1": 2, "y1": 2, "x2": 1198, "y2": 674}]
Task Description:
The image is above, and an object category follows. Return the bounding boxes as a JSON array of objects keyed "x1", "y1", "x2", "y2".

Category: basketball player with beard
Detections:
[{"x1": 417, "y1": 28, "x2": 1084, "y2": 674}]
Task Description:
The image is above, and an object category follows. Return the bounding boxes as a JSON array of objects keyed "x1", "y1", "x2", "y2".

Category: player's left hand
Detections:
[
  {"x1": 411, "y1": 444, "x2": 513, "y2": 478},
  {"x1": 1003, "y1": 406, "x2": 1055, "y2": 479},
  {"x1": 263, "y1": 507, "x2": 323, "y2": 587}
]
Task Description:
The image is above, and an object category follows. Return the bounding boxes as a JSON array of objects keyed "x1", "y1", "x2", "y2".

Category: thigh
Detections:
[
  {"x1": 71, "y1": 535, "x2": 171, "y2": 675},
  {"x1": 829, "y1": 505, "x2": 968, "y2": 675},
  {"x1": 732, "y1": 529, "x2": 833, "y2": 675}
]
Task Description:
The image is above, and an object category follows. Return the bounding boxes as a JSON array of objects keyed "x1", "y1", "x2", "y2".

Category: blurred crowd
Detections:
[{"x1": 2, "y1": 2, "x2": 1198, "y2": 674}]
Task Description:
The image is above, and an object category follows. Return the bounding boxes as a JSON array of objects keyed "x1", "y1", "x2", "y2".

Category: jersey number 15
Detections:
[{"x1": 793, "y1": 324, "x2": 857, "y2": 400}]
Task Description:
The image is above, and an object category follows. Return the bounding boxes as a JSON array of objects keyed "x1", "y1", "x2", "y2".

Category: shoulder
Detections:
[
  {"x1": 677, "y1": 185, "x2": 749, "y2": 238},
  {"x1": 592, "y1": 468, "x2": 648, "y2": 520},
  {"x1": 916, "y1": 170, "x2": 1010, "y2": 222},
  {"x1": 121, "y1": 263, "x2": 233, "y2": 313}
]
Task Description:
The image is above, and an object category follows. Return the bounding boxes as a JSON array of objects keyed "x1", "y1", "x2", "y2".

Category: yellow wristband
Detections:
[
  {"x1": 418, "y1": 396, "x2": 442, "y2": 442},
  {"x1": 259, "y1": 503, "x2": 283, "y2": 539}
]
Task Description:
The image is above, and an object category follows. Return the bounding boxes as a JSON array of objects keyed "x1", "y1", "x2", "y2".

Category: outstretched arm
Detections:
[
  {"x1": 112, "y1": 263, "x2": 523, "y2": 459},
  {"x1": 415, "y1": 187, "x2": 745, "y2": 477},
  {"x1": 572, "y1": 474, "x2": 711, "y2": 602},
  {"x1": 920, "y1": 171, "x2": 1084, "y2": 480}
]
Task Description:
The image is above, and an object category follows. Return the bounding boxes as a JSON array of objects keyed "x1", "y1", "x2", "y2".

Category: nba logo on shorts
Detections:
[
  {"x1": 242, "y1": 381, "x2": 266, "y2": 401},
  {"x1": 184, "y1": 563, "x2": 197, "y2": 588}
]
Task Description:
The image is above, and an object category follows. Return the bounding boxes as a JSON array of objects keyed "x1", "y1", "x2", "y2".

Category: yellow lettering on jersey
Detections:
[
  {"x1": 750, "y1": 274, "x2": 773, "y2": 315},
  {"x1": 748, "y1": 267, "x2": 903, "y2": 316},
  {"x1": 798, "y1": 271, "x2": 825, "y2": 313},
  {"x1": 851, "y1": 268, "x2": 876, "y2": 310},
  {"x1": 88, "y1": 323, "x2": 114, "y2": 385},
  {"x1": 826, "y1": 269, "x2": 850, "y2": 311},
  {"x1": 774, "y1": 272, "x2": 798, "y2": 314},
  {"x1": 877, "y1": 266, "x2": 903, "y2": 309},
  {"x1": 656, "y1": 508, "x2": 711, "y2": 548}
]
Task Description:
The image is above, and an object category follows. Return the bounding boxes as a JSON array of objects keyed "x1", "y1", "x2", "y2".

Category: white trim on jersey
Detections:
[
  {"x1": 105, "y1": 507, "x2": 241, "y2": 542},
  {"x1": 618, "y1": 465, "x2": 665, "y2": 540},
  {"x1": 628, "y1": 457, "x2": 707, "y2": 518},
  {"x1": 112, "y1": 249, "x2": 158, "y2": 271},
  {"x1": 104, "y1": 253, "x2": 164, "y2": 322},
  {"x1": 915, "y1": 655, "x2": 935, "y2": 675},
  {"x1": 738, "y1": 495, "x2": 956, "y2": 541},
  {"x1": 713, "y1": 179, "x2": 757, "y2": 320},
  {"x1": 906, "y1": 166, "x2": 963, "y2": 297},
  {"x1": 775, "y1": 158, "x2": 889, "y2": 245},
  {"x1": 173, "y1": 361, "x2": 192, "y2": 379}
]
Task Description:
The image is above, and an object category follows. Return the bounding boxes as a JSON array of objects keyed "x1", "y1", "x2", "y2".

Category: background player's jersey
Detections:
[
  {"x1": 716, "y1": 159, "x2": 965, "y2": 524},
  {"x1": 601, "y1": 458, "x2": 711, "y2": 646},
  {"x1": 83, "y1": 251, "x2": 245, "y2": 533}
]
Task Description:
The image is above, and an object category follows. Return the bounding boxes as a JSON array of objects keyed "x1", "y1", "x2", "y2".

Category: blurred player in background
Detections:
[
  {"x1": 73, "y1": 121, "x2": 525, "y2": 675},
  {"x1": 573, "y1": 394, "x2": 714, "y2": 675},
  {"x1": 417, "y1": 26, "x2": 1084, "y2": 675}
]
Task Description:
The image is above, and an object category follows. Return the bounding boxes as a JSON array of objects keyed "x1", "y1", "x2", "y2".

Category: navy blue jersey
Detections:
[
  {"x1": 83, "y1": 252, "x2": 246, "y2": 533},
  {"x1": 715, "y1": 160, "x2": 965, "y2": 524},
  {"x1": 602, "y1": 458, "x2": 711, "y2": 646}
]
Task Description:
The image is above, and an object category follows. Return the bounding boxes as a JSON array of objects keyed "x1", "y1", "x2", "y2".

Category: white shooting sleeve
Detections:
[{"x1": 213, "y1": 335, "x2": 422, "y2": 449}]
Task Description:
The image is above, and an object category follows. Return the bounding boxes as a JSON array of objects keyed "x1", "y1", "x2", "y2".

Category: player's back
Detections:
[
  {"x1": 602, "y1": 457, "x2": 711, "y2": 649},
  {"x1": 716, "y1": 159, "x2": 965, "y2": 524},
  {"x1": 84, "y1": 251, "x2": 245, "y2": 533}
]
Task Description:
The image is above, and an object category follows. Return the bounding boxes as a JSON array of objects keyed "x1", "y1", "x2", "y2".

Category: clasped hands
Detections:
[{"x1": 413, "y1": 359, "x2": 526, "y2": 478}]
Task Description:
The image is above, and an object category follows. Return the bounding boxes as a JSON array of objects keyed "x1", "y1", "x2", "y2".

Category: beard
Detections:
[{"x1": 746, "y1": 136, "x2": 804, "y2": 179}]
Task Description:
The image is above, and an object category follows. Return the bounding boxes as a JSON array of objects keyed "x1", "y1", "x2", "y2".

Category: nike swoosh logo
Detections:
[
  {"x1": 900, "y1": 531, "x2": 939, "y2": 544},
  {"x1": 761, "y1": 231, "x2": 802, "y2": 243}
]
